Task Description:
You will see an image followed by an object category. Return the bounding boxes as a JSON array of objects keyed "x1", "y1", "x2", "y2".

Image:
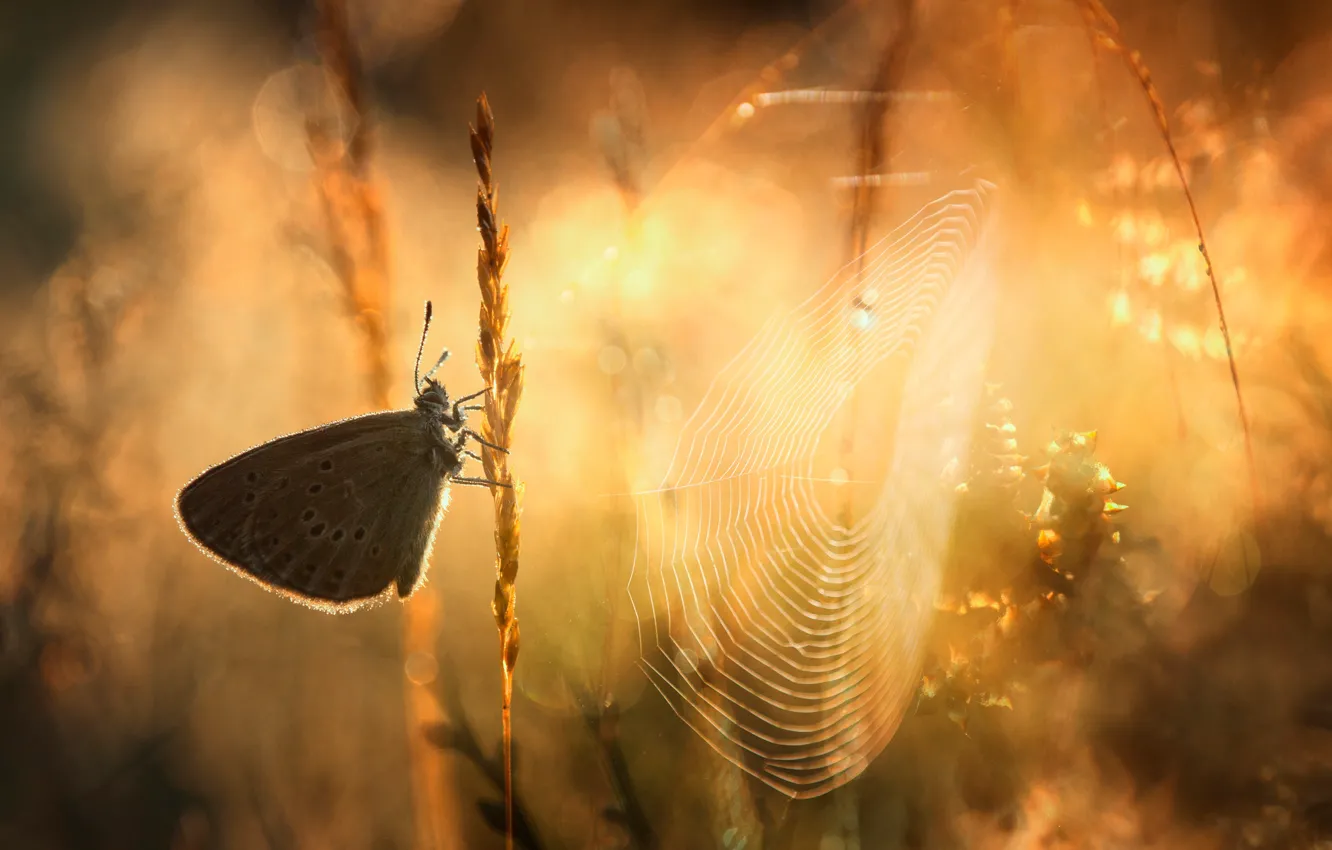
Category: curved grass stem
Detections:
[{"x1": 1077, "y1": 0, "x2": 1261, "y2": 521}]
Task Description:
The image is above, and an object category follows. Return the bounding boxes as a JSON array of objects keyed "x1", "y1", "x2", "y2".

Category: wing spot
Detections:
[
  {"x1": 370, "y1": 544, "x2": 382, "y2": 557},
  {"x1": 302, "y1": 509, "x2": 316, "y2": 522},
  {"x1": 354, "y1": 527, "x2": 366, "y2": 541},
  {"x1": 331, "y1": 529, "x2": 345, "y2": 542},
  {"x1": 375, "y1": 445, "x2": 386, "y2": 453},
  {"x1": 269, "y1": 537, "x2": 279, "y2": 548},
  {"x1": 308, "y1": 483, "x2": 323, "y2": 495},
  {"x1": 246, "y1": 472, "x2": 259, "y2": 484},
  {"x1": 310, "y1": 523, "x2": 326, "y2": 537},
  {"x1": 303, "y1": 563, "x2": 318, "y2": 577},
  {"x1": 320, "y1": 459, "x2": 334, "y2": 472},
  {"x1": 281, "y1": 552, "x2": 293, "y2": 565},
  {"x1": 244, "y1": 492, "x2": 256, "y2": 504}
]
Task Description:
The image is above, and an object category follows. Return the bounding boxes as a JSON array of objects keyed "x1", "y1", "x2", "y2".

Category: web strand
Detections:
[{"x1": 627, "y1": 181, "x2": 1000, "y2": 798}]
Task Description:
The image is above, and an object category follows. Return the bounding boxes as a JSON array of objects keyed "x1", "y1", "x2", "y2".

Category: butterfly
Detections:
[{"x1": 174, "y1": 302, "x2": 505, "y2": 612}]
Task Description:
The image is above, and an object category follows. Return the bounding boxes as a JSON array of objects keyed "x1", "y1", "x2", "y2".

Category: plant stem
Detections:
[
  {"x1": 308, "y1": 2, "x2": 460, "y2": 846},
  {"x1": 1078, "y1": 0, "x2": 1261, "y2": 521},
  {"x1": 471, "y1": 91, "x2": 525, "y2": 850}
]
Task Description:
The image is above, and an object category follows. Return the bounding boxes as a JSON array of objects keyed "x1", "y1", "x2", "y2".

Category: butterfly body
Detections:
[{"x1": 175, "y1": 304, "x2": 504, "y2": 613}]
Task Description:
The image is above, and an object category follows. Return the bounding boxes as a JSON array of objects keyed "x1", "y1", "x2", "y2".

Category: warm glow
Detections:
[{"x1": 6, "y1": 3, "x2": 1330, "y2": 847}]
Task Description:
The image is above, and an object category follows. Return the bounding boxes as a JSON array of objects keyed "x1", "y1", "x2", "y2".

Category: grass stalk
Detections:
[
  {"x1": 839, "y1": 0, "x2": 915, "y2": 530},
  {"x1": 307, "y1": 2, "x2": 460, "y2": 847},
  {"x1": 470, "y1": 92, "x2": 525, "y2": 850},
  {"x1": 309, "y1": 0, "x2": 390, "y2": 410},
  {"x1": 1076, "y1": 0, "x2": 1261, "y2": 519}
]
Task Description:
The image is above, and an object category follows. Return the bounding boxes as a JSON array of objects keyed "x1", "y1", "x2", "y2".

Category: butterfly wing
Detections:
[{"x1": 175, "y1": 409, "x2": 453, "y2": 611}]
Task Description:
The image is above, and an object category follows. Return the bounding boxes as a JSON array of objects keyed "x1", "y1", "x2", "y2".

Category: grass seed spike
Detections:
[{"x1": 471, "y1": 92, "x2": 526, "y2": 850}]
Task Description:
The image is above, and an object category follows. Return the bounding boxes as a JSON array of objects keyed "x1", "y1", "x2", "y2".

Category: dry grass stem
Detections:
[
  {"x1": 1077, "y1": 0, "x2": 1260, "y2": 519},
  {"x1": 1076, "y1": 4, "x2": 1189, "y2": 441},
  {"x1": 838, "y1": 0, "x2": 915, "y2": 531},
  {"x1": 307, "y1": 3, "x2": 460, "y2": 847},
  {"x1": 847, "y1": 0, "x2": 915, "y2": 262},
  {"x1": 308, "y1": 0, "x2": 390, "y2": 410},
  {"x1": 470, "y1": 92, "x2": 525, "y2": 850}
]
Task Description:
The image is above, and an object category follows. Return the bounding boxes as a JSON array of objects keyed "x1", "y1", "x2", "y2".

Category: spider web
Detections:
[{"x1": 627, "y1": 180, "x2": 1000, "y2": 798}]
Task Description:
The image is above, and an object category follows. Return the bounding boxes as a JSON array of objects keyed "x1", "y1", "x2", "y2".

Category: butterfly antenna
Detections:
[
  {"x1": 414, "y1": 301, "x2": 433, "y2": 393},
  {"x1": 423, "y1": 347, "x2": 451, "y2": 383}
]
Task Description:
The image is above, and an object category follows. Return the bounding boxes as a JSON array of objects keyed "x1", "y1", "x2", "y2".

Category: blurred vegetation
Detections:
[{"x1": 3, "y1": 0, "x2": 1332, "y2": 848}]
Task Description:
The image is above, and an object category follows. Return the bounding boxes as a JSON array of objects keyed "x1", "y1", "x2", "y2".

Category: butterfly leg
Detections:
[
  {"x1": 451, "y1": 433, "x2": 488, "y2": 465},
  {"x1": 453, "y1": 387, "x2": 492, "y2": 405},
  {"x1": 451, "y1": 388, "x2": 492, "y2": 425},
  {"x1": 454, "y1": 476, "x2": 513, "y2": 489},
  {"x1": 462, "y1": 429, "x2": 509, "y2": 454}
]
